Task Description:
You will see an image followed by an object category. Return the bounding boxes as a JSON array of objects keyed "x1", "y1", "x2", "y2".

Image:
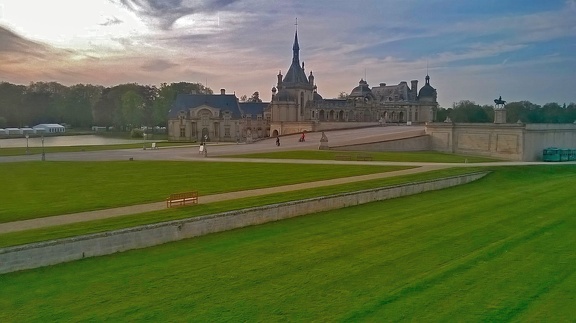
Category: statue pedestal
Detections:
[
  {"x1": 494, "y1": 109, "x2": 506, "y2": 124},
  {"x1": 318, "y1": 132, "x2": 329, "y2": 150}
]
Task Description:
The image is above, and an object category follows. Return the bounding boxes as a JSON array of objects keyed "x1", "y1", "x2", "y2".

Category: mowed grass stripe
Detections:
[
  {"x1": 0, "y1": 166, "x2": 574, "y2": 321},
  {"x1": 0, "y1": 167, "x2": 479, "y2": 248},
  {"x1": 1, "y1": 161, "x2": 406, "y2": 222}
]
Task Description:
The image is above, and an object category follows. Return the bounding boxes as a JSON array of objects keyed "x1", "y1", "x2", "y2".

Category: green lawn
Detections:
[
  {"x1": 0, "y1": 141, "x2": 191, "y2": 156},
  {"x1": 0, "y1": 161, "x2": 408, "y2": 222},
  {"x1": 1, "y1": 165, "x2": 574, "y2": 321},
  {"x1": 227, "y1": 150, "x2": 503, "y2": 163},
  {"x1": 0, "y1": 167, "x2": 480, "y2": 248}
]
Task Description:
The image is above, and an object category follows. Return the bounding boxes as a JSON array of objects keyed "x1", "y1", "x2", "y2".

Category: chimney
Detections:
[
  {"x1": 411, "y1": 80, "x2": 418, "y2": 92},
  {"x1": 220, "y1": 89, "x2": 225, "y2": 95}
]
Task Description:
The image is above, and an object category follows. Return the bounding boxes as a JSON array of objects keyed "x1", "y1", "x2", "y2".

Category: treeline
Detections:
[
  {"x1": 0, "y1": 81, "x2": 212, "y2": 129},
  {"x1": 437, "y1": 100, "x2": 576, "y2": 123}
]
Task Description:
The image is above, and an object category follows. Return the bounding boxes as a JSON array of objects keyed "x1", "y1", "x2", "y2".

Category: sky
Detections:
[{"x1": 1, "y1": 0, "x2": 575, "y2": 108}]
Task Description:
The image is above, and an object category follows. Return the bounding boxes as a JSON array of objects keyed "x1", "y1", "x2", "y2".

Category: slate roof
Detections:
[
  {"x1": 239, "y1": 102, "x2": 269, "y2": 116},
  {"x1": 418, "y1": 75, "x2": 437, "y2": 98},
  {"x1": 282, "y1": 31, "x2": 310, "y2": 86},
  {"x1": 168, "y1": 94, "x2": 242, "y2": 118}
]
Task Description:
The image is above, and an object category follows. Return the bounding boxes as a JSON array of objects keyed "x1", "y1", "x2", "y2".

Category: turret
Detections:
[{"x1": 277, "y1": 71, "x2": 283, "y2": 88}]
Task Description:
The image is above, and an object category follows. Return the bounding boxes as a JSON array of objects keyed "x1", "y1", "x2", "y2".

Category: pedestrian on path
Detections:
[{"x1": 276, "y1": 137, "x2": 280, "y2": 146}]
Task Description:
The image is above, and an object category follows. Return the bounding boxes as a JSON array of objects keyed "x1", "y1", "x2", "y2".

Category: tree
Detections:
[
  {"x1": 63, "y1": 84, "x2": 102, "y2": 128},
  {"x1": 449, "y1": 100, "x2": 491, "y2": 123},
  {"x1": 121, "y1": 90, "x2": 144, "y2": 128},
  {"x1": 247, "y1": 91, "x2": 262, "y2": 102},
  {"x1": 152, "y1": 83, "x2": 177, "y2": 127},
  {"x1": 542, "y1": 102, "x2": 566, "y2": 123},
  {"x1": 435, "y1": 107, "x2": 451, "y2": 122},
  {"x1": 0, "y1": 82, "x2": 25, "y2": 127}
]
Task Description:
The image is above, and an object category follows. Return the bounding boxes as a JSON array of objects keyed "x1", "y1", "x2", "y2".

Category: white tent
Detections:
[{"x1": 33, "y1": 124, "x2": 65, "y2": 133}]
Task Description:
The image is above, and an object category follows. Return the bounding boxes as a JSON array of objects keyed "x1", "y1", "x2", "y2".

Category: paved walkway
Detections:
[{"x1": 0, "y1": 164, "x2": 450, "y2": 234}]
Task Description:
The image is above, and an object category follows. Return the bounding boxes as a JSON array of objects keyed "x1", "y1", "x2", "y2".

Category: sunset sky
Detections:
[{"x1": 1, "y1": 0, "x2": 575, "y2": 108}]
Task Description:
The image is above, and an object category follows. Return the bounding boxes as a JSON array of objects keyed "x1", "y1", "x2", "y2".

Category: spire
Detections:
[
  {"x1": 292, "y1": 30, "x2": 300, "y2": 64},
  {"x1": 282, "y1": 19, "x2": 310, "y2": 86}
]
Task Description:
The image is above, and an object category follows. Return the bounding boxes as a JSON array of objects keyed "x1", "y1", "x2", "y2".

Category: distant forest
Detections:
[
  {"x1": 1, "y1": 81, "x2": 575, "y2": 129},
  {"x1": 0, "y1": 81, "x2": 212, "y2": 130}
]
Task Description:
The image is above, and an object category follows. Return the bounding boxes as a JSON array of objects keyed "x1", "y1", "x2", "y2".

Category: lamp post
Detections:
[
  {"x1": 25, "y1": 134, "x2": 29, "y2": 154},
  {"x1": 41, "y1": 135, "x2": 45, "y2": 161}
]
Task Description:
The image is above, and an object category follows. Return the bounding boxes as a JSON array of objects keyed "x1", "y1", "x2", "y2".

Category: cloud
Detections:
[
  {"x1": 141, "y1": 59, "x2": 179, "y2": 71},
  {"x1": 116, "y1": 0, "x2": 241, "y2": 30},
  {"x1": 0, "y1": 26, "x2": 49, "y2": 56},
  {"x1": 100, "y1": 16, "x2": 124, "y2": 26}
]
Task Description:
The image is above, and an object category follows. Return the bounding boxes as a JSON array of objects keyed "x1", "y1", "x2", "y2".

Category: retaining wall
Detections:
[{"x1": 0, "y1": 172, "x2": 489, "y2": 274}]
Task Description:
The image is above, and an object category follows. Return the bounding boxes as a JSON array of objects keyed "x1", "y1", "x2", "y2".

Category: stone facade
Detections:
[
  {"x1": 167, "y1": 28, "x2": 440, "y2": 139},
  {"x1": 269, "y1": 30, "x2": 439, "y2": 136},
  {"x1": 167, "y1": 90, "x2": 271, "y2": 142}
]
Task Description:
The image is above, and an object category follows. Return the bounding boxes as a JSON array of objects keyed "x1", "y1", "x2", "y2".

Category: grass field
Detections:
[
  {"x1": 1, "y1": 165, "x2": 574, "y2": 321},
  {"x1": 227, "y1": 150, "x2": 502, "y2": 163},
  {"x1": 0, "y1": 161, "x2": 409, "y2": 222},
  {"x1": 0, "y1": 167, "x2": 480, "y2": 248},
  {"x1": 0, "y1": 141, "x2": 190, "y2": 156}
]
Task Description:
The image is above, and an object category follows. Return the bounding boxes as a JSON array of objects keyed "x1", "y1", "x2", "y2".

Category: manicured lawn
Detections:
[
  {"x1": 227, "y1": 150, "x2": 502, "y2": 163},
  {"x1": 1, "y1": 165, "x2": 574, "y2": 321},
  {"x1": 0, "y1": 142, "x2": 190, "y2": 156},
  {"x1": 0, "y1": 161, "x2": 408, "y2": 222},
  {"x1": 0, "y1": 167, "x2": 481, "y2": 248}
]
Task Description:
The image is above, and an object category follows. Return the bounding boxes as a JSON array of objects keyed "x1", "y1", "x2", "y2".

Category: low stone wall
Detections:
[
  {"x1": 331, "y1": 135, "x2": 430, "y2": 152},
  {"x1": 0, "y1": 172, "x2": 488, "y2": 274},
  {"x1": 425, "y1": 122, "x2": 576, "y2": 161}
]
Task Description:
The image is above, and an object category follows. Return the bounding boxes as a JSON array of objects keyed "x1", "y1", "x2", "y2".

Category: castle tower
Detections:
[{"x1": 271, "y1": 27, "x2": 315, "y2": 123}]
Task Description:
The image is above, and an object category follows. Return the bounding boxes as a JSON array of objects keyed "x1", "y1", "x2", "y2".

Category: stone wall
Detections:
[
  {"x1": 523, "y1": 123, "x2": 576, "y2": 161},
  {"x1": 330, "y1": 135, "x2": 430, "y2": 152},
  {"x1": 426, "y1": 123, "x2": 525, "y2": 160},
  {"x1": 426, "y1": 122, "x2": 576, "y2": 161},
  {"x1": 0, "y1": 172, "x2": 488, "y2": 274}
]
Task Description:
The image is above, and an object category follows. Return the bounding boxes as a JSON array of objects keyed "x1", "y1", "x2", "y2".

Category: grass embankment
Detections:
[
  {"x1": 0, "y1": 165, "x2": 574, "y2": 321},
  {"x1": 228, "y1": 150, "x2": 502, "y2": 163},
  {"x1": 0, "y1": 167, "x2": 479, "y2": 248},
  {"x1": 0, "y1": 161, "x2": 410, "y2": 222}
]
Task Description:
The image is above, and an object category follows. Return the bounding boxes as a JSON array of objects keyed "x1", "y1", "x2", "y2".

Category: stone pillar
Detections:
[{"x1": 494, "y1": 108, "x2": 506, "y2": 124}]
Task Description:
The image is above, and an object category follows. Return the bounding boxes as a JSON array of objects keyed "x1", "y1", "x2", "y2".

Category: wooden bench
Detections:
[
  {"x1": 335, "y1": 154, "x2": 352, "y2": 161},
  {"x1": 356, "y1": 154, "x2": 373, "y2": 161},
  {"x1": 166, "y1": 191, "x2": 199, "y2": 208}
]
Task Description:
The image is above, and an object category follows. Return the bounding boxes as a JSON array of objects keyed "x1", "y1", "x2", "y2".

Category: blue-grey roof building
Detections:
[{"x1": 167, "y1": 89, "x2": 271, "y2": 142}]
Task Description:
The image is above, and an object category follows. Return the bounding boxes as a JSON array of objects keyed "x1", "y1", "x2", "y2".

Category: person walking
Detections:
[{"x1": 276, "y1": 137, "x2": 280, "y2": 146}]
